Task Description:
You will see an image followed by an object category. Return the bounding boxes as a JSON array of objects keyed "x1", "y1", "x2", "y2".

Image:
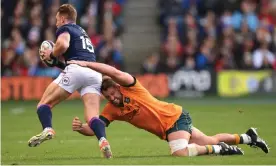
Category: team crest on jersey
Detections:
[
  {"x1": 62, "y1": 76, "x2": 70, "y2": 86},
  {"x1": 124, "y1": 97, "x2": 130, "y2": 103}
]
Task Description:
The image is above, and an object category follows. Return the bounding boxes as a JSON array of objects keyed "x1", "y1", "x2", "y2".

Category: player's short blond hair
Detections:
[{"x1": 58, "y1": 4, "x2": 77, "y2": 22}]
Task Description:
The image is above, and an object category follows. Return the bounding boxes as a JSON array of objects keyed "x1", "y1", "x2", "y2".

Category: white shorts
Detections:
[{"x1": 54, "y1": 64, "x2": 102, "y2": 96}]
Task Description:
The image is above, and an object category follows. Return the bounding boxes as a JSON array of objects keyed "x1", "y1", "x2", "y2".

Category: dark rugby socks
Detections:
[
  {"x1": 89, "y1": 117, "x2": 106, "y2": 140},
  {"x1": 37, "y1": 104, "x2": 52, "y2": 129}
]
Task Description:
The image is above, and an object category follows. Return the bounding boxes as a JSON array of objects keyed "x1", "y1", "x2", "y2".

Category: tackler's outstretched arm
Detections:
[{"x1": 72, "y1": 117, "x2": 95, "y2": 136}]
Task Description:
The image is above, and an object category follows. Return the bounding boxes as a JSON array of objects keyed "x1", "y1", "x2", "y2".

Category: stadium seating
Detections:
[
  {"x1": 141, "y1": 0, "x2": 276, "y2": 74},
  {"x1": 1, "y1": 0, "x2": 125, "y2": 78}
]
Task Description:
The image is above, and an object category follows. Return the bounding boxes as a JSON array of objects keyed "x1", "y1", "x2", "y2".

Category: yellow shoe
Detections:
[
  {"x1": 28, "y1": 127, "x2": 55, "y2": 147},
  {"x1": 99, "y1": 137, "x2": 112, "y2": 158}
]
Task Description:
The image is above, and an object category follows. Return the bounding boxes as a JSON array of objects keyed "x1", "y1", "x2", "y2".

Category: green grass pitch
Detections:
[{"x1": 2, "y1": 97, "x2": 276, "y2": 165}]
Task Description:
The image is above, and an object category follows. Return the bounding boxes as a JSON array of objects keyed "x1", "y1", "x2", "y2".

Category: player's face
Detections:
[
  {"x1": 102, "y1": 86, "x2": 123, "y2": 107},
  {"x1": 56, "y1": 12, "x2": 65, "y2": 28}
]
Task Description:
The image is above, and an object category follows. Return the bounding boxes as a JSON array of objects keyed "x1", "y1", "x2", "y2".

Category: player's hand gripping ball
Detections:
[{"x1": 39, "y1": 40, "x2": 58, "y2": 67}]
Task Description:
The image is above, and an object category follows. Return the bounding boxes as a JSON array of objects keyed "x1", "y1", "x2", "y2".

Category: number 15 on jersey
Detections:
[{"x1": 80, "y1": 36, "x2": 94, "y2": 53}]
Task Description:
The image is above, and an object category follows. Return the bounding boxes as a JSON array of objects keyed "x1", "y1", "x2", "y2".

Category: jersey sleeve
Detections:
[
  {"x1": 121, "y1": 76, "x2": 147, "y2": 93},
  {"x1": 99, "y1": 103, "x2": 118, "y2": 127},
  {"x1": 56, "y1": 25, "x2": 70, "y2": 38},
  {"x1": 121, "y1": 76, "x2": 137, "y2": 88}
]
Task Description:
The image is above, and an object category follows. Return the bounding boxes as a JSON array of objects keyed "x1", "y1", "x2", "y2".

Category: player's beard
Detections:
[{"x1": 111, "y1": 97, "x2": 123, "y2": 107}]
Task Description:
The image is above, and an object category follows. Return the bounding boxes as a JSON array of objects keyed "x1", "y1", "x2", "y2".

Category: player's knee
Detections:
[
  {"x1": 169, "y1": 139, "x2": 199, "y2": 157},
  {"x1": 171, "y1": 148, "x2": 189, "y2": 157},
  {"x1": 169, "y1": 139, "x2": 189, "y2": 157},
  {"x1": 172, "y1": 144, "x2": 199, "y2": 157}
]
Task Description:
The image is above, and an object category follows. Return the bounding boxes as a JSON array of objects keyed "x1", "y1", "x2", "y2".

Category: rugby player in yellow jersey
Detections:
[{"x1": 68, "y1": 60, "x2": 269, "y2": 157}]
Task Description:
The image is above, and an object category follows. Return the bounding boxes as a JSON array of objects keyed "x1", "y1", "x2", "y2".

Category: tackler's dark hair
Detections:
[{"x1": 101, "y1": 77, "x2": 117, "y2": 92}]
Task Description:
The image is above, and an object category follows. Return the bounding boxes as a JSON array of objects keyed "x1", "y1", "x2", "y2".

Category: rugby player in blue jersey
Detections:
[{"x1": 28, "y1": 4, "x2": 112, "y2": 158}]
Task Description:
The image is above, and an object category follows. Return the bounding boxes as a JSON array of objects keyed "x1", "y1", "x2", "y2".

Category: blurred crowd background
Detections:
[
  {"x1": 142, "y1": 0, "x2": 276, "y2": 74},
  {"x1": 1, "y1": 0, "x2": 125, "y2": 77},
  {"x1": 2, "y1": 0, "x2": 276, "y2": 78}
]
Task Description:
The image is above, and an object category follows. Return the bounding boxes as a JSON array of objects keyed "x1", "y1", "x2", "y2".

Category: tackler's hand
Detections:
[{"x1": 72, "y1": 117, "x2": 83, "y2": 131}]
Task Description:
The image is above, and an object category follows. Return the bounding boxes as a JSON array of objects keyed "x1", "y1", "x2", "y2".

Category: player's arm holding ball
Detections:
[
  {"x1": 40, "y1": 32, "x2": 70, "y2": 60},
  {"x1": 68, "y1": 60, "x2": 135, "y2": 86},
  {"x1": 52, "y1": 32, "x2": 70, "y2": 57},
  {"x1": 39, "y1": 40, "x2": 66, "y2": 69},
  {"x1": 39, "y1": 32, "x2": 70, "y2": 69}
]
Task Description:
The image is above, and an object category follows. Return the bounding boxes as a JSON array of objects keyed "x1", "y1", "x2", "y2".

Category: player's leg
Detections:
[
  {"x1": 189, "y1": 127, "x2": 269, "y2": 154},
  {"x1": 166, "y1": 111, "x2": 243, "y2": 157},
  {"x1": 189, "y1": 127, "x2": 222, "y2": 145},
  {"x1": 167, "y1": 130, "x2": 213, "y2": 156},
  {"x1": 79, "y1": 68, "x2": 112, "y2": 158},
  {"x1": 237, "y1": 128, "x2": 269, "y2": 153},
  {"x1": 82, "y1": 93, "x2": 112, "y2": 158},
  {"x1": 28, "y1": 66, "x2": 82, "y2": 147},
  {"x1": 28, "y1": 80, "x2": 71, "y2": 147},
  {"x1": 188, "y1": 127, "x2": 241, "y2": 155}
]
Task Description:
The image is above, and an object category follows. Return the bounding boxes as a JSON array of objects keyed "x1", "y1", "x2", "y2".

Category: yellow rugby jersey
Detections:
[{"x1": 100, "y1": 78, "x2": 182, "y2": 140}]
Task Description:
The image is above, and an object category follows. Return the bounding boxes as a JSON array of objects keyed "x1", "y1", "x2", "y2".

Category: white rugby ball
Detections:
[{"x1": 39, "y1": 40, "x2": 55, "y2": 64}]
